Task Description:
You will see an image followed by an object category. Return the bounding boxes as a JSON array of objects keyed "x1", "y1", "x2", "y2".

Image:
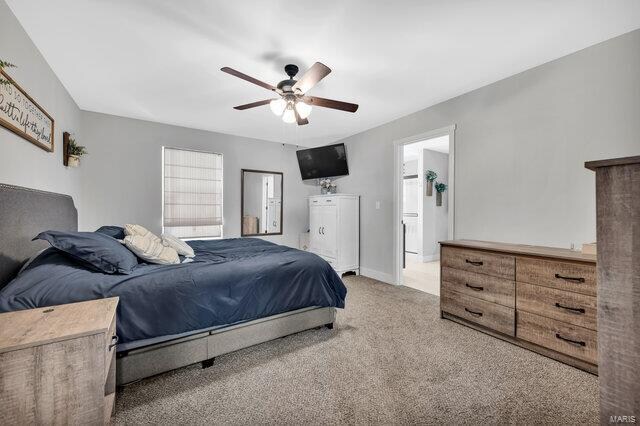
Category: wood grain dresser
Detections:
[
  {"x1": 0, "y1": 297, "x2": 119, "y2": 424},
  {"x1": 440, "y1": 240, "x2": 597, "y2": 373},
  {"x1": 586, "y1": 156, "x2": 640, "y2": 422}
]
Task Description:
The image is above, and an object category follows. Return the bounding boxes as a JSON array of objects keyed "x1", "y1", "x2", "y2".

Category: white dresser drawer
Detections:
[{"x1": 309, "y1": 197, "x2": 336, "y2": 206}]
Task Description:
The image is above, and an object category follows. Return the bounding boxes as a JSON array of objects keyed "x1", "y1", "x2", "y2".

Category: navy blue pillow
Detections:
[
  {"x1": 34, "y1": 231, "x2": 138, "y2": 274},
  {"x1": 95, "y1": 225, "x2": 125, "y2": 240}
]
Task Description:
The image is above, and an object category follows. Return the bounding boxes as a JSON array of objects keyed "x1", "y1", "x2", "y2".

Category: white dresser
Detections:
[{"x1": 308, "y1": 194, "x2": 359, "y2": 275}]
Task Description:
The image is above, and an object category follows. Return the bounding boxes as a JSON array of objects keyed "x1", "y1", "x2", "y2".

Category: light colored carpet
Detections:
[{"x1": 115, "y1": 275, "x2": 598, "y2": 425}]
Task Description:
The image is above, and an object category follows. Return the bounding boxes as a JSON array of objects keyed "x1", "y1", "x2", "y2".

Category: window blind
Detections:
[{"x1": 163, "y1": 147, "x2": 223, "y2": 239}]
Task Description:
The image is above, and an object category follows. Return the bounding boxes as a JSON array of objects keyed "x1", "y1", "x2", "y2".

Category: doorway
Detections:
[{"x1": 394, "y1": 125, "x2": 456, "y2": 294}]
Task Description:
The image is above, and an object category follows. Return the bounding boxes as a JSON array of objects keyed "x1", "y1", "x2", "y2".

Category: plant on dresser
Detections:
[{"x1": 439, "y1": 240, "x2": 597, "y2": 373}]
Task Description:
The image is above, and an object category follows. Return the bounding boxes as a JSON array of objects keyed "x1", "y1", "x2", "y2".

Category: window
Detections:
[{"x1": 162, "y1": 147, "x2": 223, "y2": 239}]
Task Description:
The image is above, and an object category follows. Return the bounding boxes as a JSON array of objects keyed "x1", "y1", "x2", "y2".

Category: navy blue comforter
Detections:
[{"x1": 0, "y1": 238, "x2": 346, "y2": 347}]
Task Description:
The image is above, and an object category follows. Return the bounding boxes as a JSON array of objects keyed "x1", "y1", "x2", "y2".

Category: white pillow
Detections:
[
  {"x1": 124, "y1": 224, "x2": 161, "y2": 243},
  {"x1": 124, "y1": 235, "x2": 180, "y2": 265},
  {"x1": 162, "y1": 234, "x2": 195, "y2": 258}
]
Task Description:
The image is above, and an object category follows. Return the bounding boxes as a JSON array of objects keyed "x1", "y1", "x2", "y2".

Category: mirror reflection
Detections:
[{"x1": 241, "y1": 169, "x2": 283, "y2": 236}]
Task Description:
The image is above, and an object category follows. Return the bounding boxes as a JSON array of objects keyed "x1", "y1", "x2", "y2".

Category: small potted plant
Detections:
[
  {"x1": 67, "y1": 138, "x2": 88, "y2": 167},
  {"x1": 425, "y1": 170, "x2": 437, "y2": 196},
  {"x1": 435, "y1": 182, "x2": 447, "y2": 206},
  {"x1": 319, "y1": 178, "x2": 335, "y2": 195}
]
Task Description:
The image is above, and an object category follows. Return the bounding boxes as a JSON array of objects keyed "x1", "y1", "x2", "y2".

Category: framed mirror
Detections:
[{"x1": 241, "y1": 169, "x2": 283, "y2": 236}]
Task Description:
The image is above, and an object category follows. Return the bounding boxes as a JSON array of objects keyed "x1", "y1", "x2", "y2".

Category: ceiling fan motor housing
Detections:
[
  {"x1": 284, "y1": 64, "x2": 299, "y2": 78},
  {"x1": 277, "y1": 64, "x2": 300, "y2": 93}
]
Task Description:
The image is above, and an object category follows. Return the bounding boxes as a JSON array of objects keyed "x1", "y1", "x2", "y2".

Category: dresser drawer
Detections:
[
  {"x1": 517, "y1": 282, "x2": 597, "y2": 330},
  {"x1": 441, "y1": 288, "x2": 515, "y2": 336},
  {"x1": 516, "y1": 257, "x2": 596, "y2": 296},
  {"x1": 441, "y1": 246, "x2": 515, "y2": 280},
  {"x1": 442, "y1": 267, "x2": 515, "y2": 308},
  {"x1": 309, "y1": 197, "x2": 336, "y2": 206},
  {"x1": 517, "y1": 311, "x2": 597, "y2": 364}
]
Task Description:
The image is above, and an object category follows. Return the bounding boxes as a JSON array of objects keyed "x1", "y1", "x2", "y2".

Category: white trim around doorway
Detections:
[{"x1": 392, "y1": 124, "x2": 456, "y2": 286}]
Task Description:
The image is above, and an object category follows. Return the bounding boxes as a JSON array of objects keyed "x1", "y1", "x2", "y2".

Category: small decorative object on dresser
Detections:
[
  {"x1": 319, "y1": 178, "x2": 336, "y2": 194},
  {"x1": 440, "y1": 240, "x2": 597, "y2": 374},
  {"x1": 308, "y1": 194, "x2": 359, "y2": 275},
  {"x1": 425, "y1": 170, "x2": 437, "y2": 196},
  {"x1": 586, "y1": 156, "x2": 640, "y2": 423},
  {"x1": 0, "y1": 298, "x2": 119, "y2": 424},
  {"x1": 435, "y1": 182, "x2": 447, "y2": 206}
]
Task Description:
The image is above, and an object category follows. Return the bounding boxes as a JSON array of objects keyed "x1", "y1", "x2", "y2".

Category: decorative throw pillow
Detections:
[
  {"x1": 162, "y1": 234, "x2": 195, "y2": 258},
  {"x1": 95, "y1": 225, "x2": 126, "y2": 240},
  {"x1": 124, "y1": 224, "x2": 161, "y2": 242},
  {"x1": 124, "y1": 235, "x2": 180, "y2": 265},
  {"x1": 34, "y1": 231, "x2": 138, "y2": 274}
]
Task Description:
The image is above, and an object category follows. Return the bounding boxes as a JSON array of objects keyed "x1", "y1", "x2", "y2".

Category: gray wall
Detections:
[
  {"x1": 0, "y1": 0, "x2": 82, "y2": 203},
  {"x1": 79, "y1": 111, "x2": 310, "y2": 248},
  {"x1": 334, "y1": 29, "x2": 640, "y2": 282},
  {"x1": 422, "y1": 149, "x2": 448, "y2": 260}
]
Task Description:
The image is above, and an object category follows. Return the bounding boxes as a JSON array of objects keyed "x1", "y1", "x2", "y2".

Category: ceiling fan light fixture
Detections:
[
  {"x1": 270, "y1": 98, "x2": 287, "y2": 116},
  {"x1": 282, "y1": 103, "x2": 296, "y2": 124},
  {"x1": 295, "y1": 101, "x2": 312, "y2": 119},
  {"x1": 222, "y1": 62, "x2": 358, "y2": 126}
]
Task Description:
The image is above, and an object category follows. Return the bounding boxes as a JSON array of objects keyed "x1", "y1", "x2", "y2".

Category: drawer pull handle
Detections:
[
  {"x1": 465, "y1": 283, "x2": 484, "y2": 291},
  {"x1": 554, "y1": 273, "x2": 585, "y2": 283},
  {"x1": 465, "y1": 259, "x2": 484, "y2": 266},
  {"x1": 464, "y1": 307, "x2": 483, "y2": 317},
  {"x1": 554, "y1": 302, "x2": 585, "y2": 314},
  {"x1": 555, "y1": 333, "x2": 585, "y2": 347},
  {"x1": 109, "y1": 335, "x2": 119, "y2": 350}
]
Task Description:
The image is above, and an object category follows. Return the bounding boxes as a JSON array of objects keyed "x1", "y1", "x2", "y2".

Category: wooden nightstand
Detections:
[{"x1": 0, "y1": 297, "x2": 118, "y2": 424}]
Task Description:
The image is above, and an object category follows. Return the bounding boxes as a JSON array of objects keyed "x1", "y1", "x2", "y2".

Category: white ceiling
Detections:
[
  {"x1": 7, "y1": 1, "x2": 640, "y2": 147},
  {"x1": 404, "y1": 135, "x2": 450, "y2": 159}
]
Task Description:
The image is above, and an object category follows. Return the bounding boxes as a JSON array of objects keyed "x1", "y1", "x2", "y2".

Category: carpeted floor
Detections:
[{"x1": 115, "y1": 275, "x2": 598, "y2": 425}]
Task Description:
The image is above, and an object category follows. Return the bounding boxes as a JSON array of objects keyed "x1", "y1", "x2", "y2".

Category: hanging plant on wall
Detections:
[
  {"x1": 425, "y1": 170, "x2": 437, "y2": 196},
  {"x1": 0, "y1": 59, "x2": 16, "y2": 86},
  {"x1": 435, "y1": 182, "x2": 447, "y2": 206},
  {"x1": 66, "y1": 135, "x2": 88, "y2": 168}
]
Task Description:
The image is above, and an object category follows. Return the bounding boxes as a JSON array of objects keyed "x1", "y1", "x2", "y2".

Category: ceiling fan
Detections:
[{"x1": 221, "y1": 62, "x2": 359, "y2": 126}]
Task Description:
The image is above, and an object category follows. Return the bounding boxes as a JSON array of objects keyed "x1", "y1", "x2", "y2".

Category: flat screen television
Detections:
[{"x1": 296, "y1": 143, "x2": 349, "y2": 180}]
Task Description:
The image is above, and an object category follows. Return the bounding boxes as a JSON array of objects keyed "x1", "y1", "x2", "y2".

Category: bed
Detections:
[{"x1": 0, "y1": 183, "x2": 347, "y2": 384}]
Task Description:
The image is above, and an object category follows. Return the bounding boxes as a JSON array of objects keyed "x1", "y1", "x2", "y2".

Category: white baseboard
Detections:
[{"x1": 360, "y1": 267, "x2": 396, "y2": 285}]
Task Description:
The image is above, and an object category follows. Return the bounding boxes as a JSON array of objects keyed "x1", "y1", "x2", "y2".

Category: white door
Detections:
[
  {"x1": 267, "y1": 198, "x2": 281, "y2": 233},
  {"x1": 320, "y1": 205, "x2": 337, "y2": 258},
  {"x1": 404, "y1": 215, "x2": 419, "y2": 253},
  {"x1": 309, "y1": 206, "x2": 323, "y2": 254}
]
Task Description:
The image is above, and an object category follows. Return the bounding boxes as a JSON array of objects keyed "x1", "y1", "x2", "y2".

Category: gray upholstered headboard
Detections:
[{"x1": 0, "y1": 183, "x2": 78, "y2": 288}]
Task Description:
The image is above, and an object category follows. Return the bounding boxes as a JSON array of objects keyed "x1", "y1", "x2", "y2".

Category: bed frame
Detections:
[{"x1": 0, "y1": 183, "x2": 336, "y2": 385}]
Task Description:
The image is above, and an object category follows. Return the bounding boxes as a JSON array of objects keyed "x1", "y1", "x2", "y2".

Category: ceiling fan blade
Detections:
[
  {"x1": 294, "y1": 108, "x2": 309, "y2": 126},
  {"x1": 302, "y1": 96, "x2": 359, "y2": 113},
  {"x1": 221, "y1": 67, "x2": 277, "y2": 92},
  {"x1": 292, "y1": 62, "x2": 331, "y2": 94},
  {"x1": 233, "y1": 99, "x2": 275, "y2": 110}
]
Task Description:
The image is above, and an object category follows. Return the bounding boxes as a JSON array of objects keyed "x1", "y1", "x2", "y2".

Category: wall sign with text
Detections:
[{"x1": 0, "y1": 69, "x2": 54, "y2": 152}]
